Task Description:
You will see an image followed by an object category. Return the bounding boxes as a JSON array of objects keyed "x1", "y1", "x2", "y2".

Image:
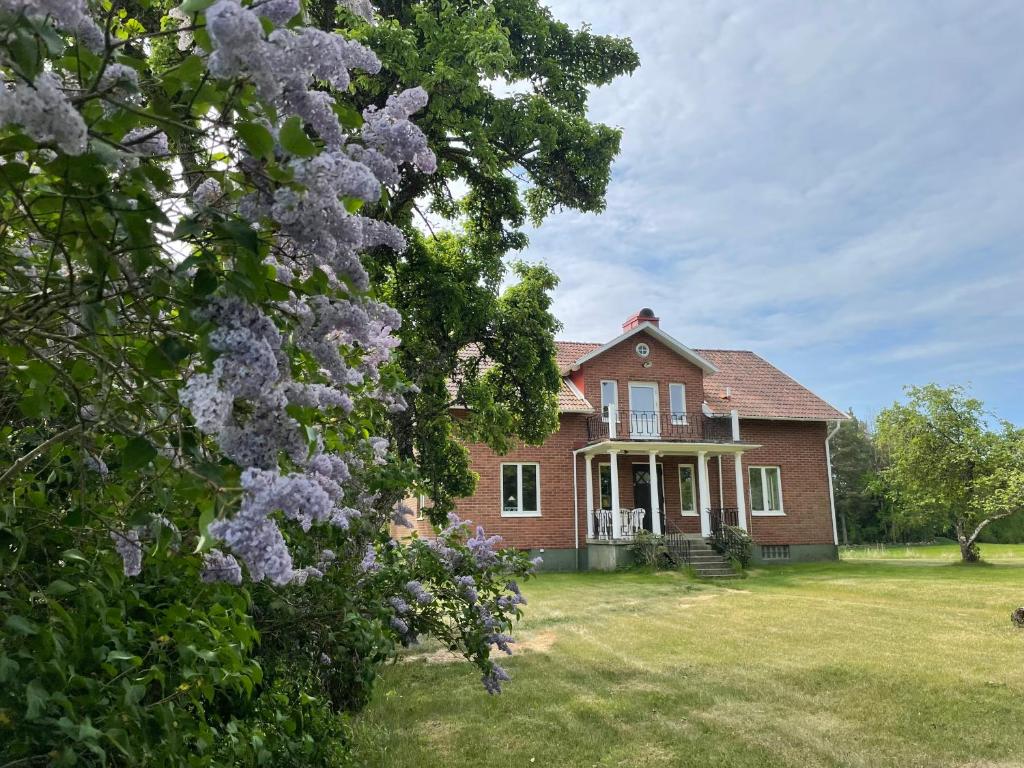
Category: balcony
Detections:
[{"x1": 585, "y1": 408, "x2": 736, "y2": 444}]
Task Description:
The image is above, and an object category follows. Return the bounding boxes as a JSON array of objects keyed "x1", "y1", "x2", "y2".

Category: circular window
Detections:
[{"x1": 635, "y1": 342, "x2": 650, "y2": 358}]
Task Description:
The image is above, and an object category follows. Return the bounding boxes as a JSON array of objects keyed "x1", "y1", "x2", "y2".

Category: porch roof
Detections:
[{"x1": 578, "y1": 439, "x2": 760, "y2": 457}]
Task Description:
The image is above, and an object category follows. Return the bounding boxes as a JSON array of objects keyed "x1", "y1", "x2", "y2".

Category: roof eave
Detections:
[{"x1": 563, "y1": 323, "x2": 719, "y2": 375}]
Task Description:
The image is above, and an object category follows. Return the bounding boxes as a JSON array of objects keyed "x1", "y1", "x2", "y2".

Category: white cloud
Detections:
[{"x1": 513, "y1": 0, "x2": 1024, "y2": 421}]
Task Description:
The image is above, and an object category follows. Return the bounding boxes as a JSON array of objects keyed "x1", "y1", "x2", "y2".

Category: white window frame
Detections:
[
  {"x1": 416, "y1": 494, "x2": 428, "y2": 520},
  {"x1": 500, "y1": 462, "x2": 541, "y2": 517},
  {"x1": 749, "y1": 465, "x2": 785, "y2": 516},
  {"x1": 600, "y1": 380, "x2": 619, "y2": 423},
  {"x1": 628, "y1": 381, "x2": 660, "y2": 439},
  {"x1": 598, "y1": 462, "x2": 612, "y2": 509},
  {"x1": 669, "y1": 383, "x2": 687, "y2": 425},
  {"x1": 678, "y1": 464, "x2": 698, "y2": 516}
]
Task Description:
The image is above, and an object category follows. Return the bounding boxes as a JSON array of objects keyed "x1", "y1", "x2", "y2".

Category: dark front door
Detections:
[{"x1": 632, "y1": 464, "x2": 666, "y2": 532}]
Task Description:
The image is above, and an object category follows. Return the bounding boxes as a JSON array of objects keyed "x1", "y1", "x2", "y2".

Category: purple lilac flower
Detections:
[
  {"x1": 358, "y1": 544, "x2": 380, "y2": 573},
  {"x1": 0, "y1": 71, "x2": 88, "y2": 155},
  {"x1": 200, "y1": 549, "x2": 243, "y2": 585},
  {"x1": 481, "y1": 664, "x2": 511, "y2": 695},
  {"x1": 110, "y1": 529, "x2": 142, "y2": 577},
  {"x1": 406, "y1": 580, "x2": 434, "y2": 605}
]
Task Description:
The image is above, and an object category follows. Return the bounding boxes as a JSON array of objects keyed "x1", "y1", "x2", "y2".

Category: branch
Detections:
[{"x1": 0, "y1": 425, "x2": 83, "y2": 490}]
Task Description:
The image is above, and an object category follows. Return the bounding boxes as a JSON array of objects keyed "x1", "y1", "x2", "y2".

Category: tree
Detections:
[
  {"x1": 875, "y1": 384, "x2": 1024, "y2": 562},
  {"x1": 313, "y1": 0, "x2": 640, "y2": 516},
  {"x1": 830, "y1": 412, "x2": 886, "y2": 544},
  {"x1": 0, "y1": 0, "x2": 535, "y2": 763}
]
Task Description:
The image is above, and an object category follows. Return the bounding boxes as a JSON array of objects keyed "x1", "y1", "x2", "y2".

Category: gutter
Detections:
[
  {"x1": 825, "y1": 420, "x2": 842, "y2": 547},
  {"x1": 572, "y1": 447, "x2": 583, "y2": 571}
]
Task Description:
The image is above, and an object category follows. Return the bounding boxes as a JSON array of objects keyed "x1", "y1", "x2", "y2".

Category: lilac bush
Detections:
[{"x1": 0, "y1": 1, "x2": 536, "y2": 761}]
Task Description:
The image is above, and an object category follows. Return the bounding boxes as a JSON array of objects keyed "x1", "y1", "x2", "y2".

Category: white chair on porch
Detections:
[
  {"x1": 594, "y1": 509, "x2": 612, "y2": 540},
  {"x1": 619, "y1": 508, "x2": 634, "y2": 538},
  {"x1": 629, "y1": 507, "x2": 646, "y2": 537}
]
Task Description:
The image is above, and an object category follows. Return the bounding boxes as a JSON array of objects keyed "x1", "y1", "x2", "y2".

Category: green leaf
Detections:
[
  {"x1": 194, "y1": 501, "x2": 215, "y2": 554},
  {"x1": 179, "y1": 0, "x2": 216, "y2": 11},
  {"x1": 106, "y1": 650, "x2": 141, "y2": 665},
  {"x1": 5, "y1": 615, "x2": 39, "y2": 635},
  {"x1": 236, "y1": 121, "x2": 275, "y2": 161},
  {"x1": 121, "y1": 437, "x2": 157, "y2": 471},
  {"x1": 215, "y1": 220, "x2": 259, "y2": 255},
  {"x1": 279, "y1": 116, "x2": 317, "y2": 157},
  {"x1": 193, "y1": 267, "x2": 218, "y2": 295},
  {"x1": 25, "y1": 679, "x2": 48, "y2": 719},
  {"x1": 46, "y1": 580, "x2": 78, "y2": 596}
]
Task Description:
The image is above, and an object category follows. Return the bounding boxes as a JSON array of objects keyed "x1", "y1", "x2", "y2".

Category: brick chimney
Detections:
[{"x1": 622, "y1": 307, "x2": 659, "y2": 332}]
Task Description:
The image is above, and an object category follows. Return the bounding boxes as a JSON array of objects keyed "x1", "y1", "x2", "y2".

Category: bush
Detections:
[
  {"x1": 712, "y1": 526, "x2": 753, "y2": 568},
  {"x1": 629, "y1": 531, "x2": 668, "y2": 568}
]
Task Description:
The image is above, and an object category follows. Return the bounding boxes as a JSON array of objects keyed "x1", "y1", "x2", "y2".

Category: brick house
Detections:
[{"x1": 409, "y1": 308, "x2": 848, "y2": 571}]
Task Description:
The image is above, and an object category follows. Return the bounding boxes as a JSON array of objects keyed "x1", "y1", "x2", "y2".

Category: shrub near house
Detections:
[{"x1": 409, "y1": 309, "x2": 848, "y2": 570}]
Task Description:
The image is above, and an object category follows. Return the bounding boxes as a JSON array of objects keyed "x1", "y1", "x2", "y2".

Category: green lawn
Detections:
[
  {"x1": 841, "y1": 541, "x2": 1024, "y2": 562},
  {"x1": 352, "y1": 560, "x2": 1024, "y2": 767}
]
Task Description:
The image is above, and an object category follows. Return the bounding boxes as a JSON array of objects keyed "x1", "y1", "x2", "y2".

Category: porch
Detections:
[{"x1": 578, "y1": 406, "x2": 758, "y2": 545}]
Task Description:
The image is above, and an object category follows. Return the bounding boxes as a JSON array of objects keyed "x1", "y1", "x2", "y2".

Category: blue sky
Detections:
[{"x1": 521, "y1": 0, "x2": 1024, "y2": 424}]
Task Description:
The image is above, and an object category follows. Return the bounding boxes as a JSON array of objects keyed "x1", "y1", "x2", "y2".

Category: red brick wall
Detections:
[
  {"x1": 737, "y1": 419, "x2": 835, "y2": 546},
  {"x1": 574, "y1": 330, "x2": 706, "y2": 420},
  {"x1": 438, "y1": 413, "x2": 589, "y2": 549}
]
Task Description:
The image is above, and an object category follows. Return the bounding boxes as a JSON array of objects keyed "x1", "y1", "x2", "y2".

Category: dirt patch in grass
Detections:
[{"x1": 406, "y1": 630, "x2": 559, "y2": 665}]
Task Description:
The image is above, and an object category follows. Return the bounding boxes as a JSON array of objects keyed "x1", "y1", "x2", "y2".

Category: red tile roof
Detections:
[
  {"x1": 695, "y1": 349, "x2": 847, "y2": 421},
  {"x1": 557, "y1": 379, "x2": 593, "y2": 412},
  {"x1": 555, "y1": 341, "x2": 600, "y2": 370},
  {"x1": 553, "y1": 341, "x2": 846, "y2": 422}
]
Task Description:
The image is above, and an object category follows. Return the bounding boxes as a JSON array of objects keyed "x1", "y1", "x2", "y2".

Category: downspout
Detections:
[
  {"x1": 825, "y1": 420, "x2": 842, "y2": 547},
  {"x1": 572, "y1": 447, "x2": 582, "y2": 571}
]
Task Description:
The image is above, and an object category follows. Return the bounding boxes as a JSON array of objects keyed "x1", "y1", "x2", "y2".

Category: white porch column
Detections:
[
  {"x1": 698, "y1": 450, "x2": 712, "y2": 537},
  {"x1": 609, "y1": 449, "x2": 621, "y2": 539},
  {"x1": 648, "y1": 450, "x2": 661, "y2": 535},
  {"x1": 585, "y1": 454, "x2": 595, "y2": 539},
  {"x1": 734, "y1": 452, "x2": 748, "y2": 532}
]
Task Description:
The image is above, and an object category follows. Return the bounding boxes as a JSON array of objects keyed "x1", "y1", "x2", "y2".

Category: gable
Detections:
[{"x1": 560, "y1": 322, "x2": 717, "y2": 374}]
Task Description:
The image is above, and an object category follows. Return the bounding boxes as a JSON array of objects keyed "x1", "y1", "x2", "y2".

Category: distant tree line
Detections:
[{"x1": 833, "y1": 384, "x2": 1024, "y2": 560}]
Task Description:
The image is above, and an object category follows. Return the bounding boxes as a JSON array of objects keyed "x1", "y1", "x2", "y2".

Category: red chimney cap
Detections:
[{"x1": 623, "y1": 308, "x2": 659, "y2": 332}]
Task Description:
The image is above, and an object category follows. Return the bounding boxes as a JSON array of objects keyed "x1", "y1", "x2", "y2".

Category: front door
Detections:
[{"x1": 632, "y1": 464, "x2": 666, "y2": 532}]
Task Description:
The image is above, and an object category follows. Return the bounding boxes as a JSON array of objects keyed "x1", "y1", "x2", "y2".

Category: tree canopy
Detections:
[
  {"x1": 0, "y1": 0, "x2": 542, "y2": 763},
  {"x1": 875, "y1": 384, "x2": 1024, "y2": 561},
  {"x1": 315, "y1": 0, "x2": 640, "y2": 517}
]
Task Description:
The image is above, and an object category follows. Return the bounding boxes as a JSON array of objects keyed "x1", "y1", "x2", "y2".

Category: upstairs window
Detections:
[
  {"x1": 749, "y1": 466, "x2": 784, "y2": 515},
  {"x1": 669, "y1": 383, "x2": 687, "y2": 425},
  {"x1": 501, "y1": 463, "x2": 540, "y2": 516},
  {"x1": 600, "y1": 380, "x2": 619, "y2": 422}
]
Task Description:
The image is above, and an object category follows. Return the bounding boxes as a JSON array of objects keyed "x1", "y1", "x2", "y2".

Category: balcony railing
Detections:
[{"x1": 585, "y1": 408, "x2": 735, "y2": 443}]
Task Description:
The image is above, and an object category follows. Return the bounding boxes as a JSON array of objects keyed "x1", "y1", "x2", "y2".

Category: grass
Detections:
[
  {"x1": 351, "y1": 559, "x2": 1024, "y2": 767},
  {"x1": 841, "y1": 542, "x2": 1024, "y2": 562}
]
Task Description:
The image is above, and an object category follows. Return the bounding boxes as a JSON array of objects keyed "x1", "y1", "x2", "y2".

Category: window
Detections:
[
  {"x1": 635, "y1": 342, "x2": 650, "y2": 358},
  {"x1": 416, "y1": 494, "x2": 428, "y2": 520},
  {"x1": 761, "y1": 544, "x2": 790, "y2": 561},
  {"x1": 501, "y1": 463, "x2": 540, "y2": 516},
  {"x1": 628, "y1": 382, "x2": 660, "y2": 438},
  {"x1": 599, "y1": 463, "x2": 612, "y2": 509},
  {"x1": 600, "y1": 380, "x2": 619, "y2": 422},
  {"x1": 678, "y1": 465, "x2": 697, "y2": 515},
  {"x1": 749, "y1": 466, "x2": 784, "y2": 515},
  {"x1": 669, "y1": 383, "x2": 687, "y2": 425}
]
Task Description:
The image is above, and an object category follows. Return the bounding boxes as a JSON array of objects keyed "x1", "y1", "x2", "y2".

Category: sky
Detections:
[{"x1": 517, "y1": 0, "x2": 1024, "y2": 424}]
